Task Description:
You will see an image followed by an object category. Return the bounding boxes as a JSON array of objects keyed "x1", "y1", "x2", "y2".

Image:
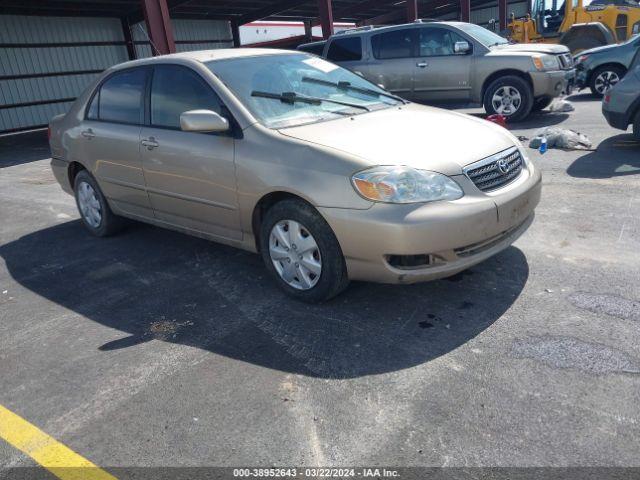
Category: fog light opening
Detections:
[{"x1": 386, "y1": 254, "x2": 445, "y2": 270}]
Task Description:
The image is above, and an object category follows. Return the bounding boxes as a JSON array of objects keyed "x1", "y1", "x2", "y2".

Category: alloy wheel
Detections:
[
  {"x1": 594, "y1": 71, "x2": 620, "y2": 94},
  {"x1": 491, "y1": 86, "x2": 522, "y2": 116},
  {"x1": 269, "y1": 220, "x2": 322, "y2": 290}
]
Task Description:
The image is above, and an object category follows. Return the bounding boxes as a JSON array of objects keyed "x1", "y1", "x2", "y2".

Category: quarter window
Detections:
[
  {"x1": 371, "y1": 28, "x2": 415, "y2": 59},
  {"x1": 86, "y1": 92, "x2": 99, "y2": 120},
  {"x1": 326, "y1": 37, "x2": 363, "y2": 62},
  {"x1": 150, "y1": 65, "x2": 222, "y2": 129},
  {"x1": 419, "y1": 28, "x2": 468, "y2": 56},
  {"x1": 97, "y1": 68, "x2": 146, "y2": 124}
]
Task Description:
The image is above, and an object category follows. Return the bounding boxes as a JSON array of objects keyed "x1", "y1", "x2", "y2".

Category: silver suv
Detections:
[{"x1": 301, "y1": 21, "x2": 575, "y2": 121}]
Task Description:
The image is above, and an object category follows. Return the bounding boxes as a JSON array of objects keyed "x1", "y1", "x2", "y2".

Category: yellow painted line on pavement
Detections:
[{"x1": 0, "y1": 404, "x2": 117, "y2": 480}]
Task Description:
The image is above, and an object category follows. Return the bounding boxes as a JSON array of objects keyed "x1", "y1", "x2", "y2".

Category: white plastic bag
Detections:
[
  {"x1": 549, "y1": 99, "x2": 575, "y2": 112},
  {"x1": 528, "y1": 127, "x2": 592, "y2": 150}
]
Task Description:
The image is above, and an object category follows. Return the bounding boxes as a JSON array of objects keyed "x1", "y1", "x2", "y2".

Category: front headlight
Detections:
[
  {"x1": 352, "y1": 166, "x2": 463, "y2": 204},
  {"x1": 533, "y1": 54, "x2": 560, "y2": 71},
  {"x1": 575, "y1": 54, "x2": 589, "y2": 64}
]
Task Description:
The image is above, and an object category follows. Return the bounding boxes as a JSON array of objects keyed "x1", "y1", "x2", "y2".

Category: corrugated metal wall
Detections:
[
  {"x1": 132, "y1": 19, "x2": 232, "y2": 58},
  {"x1": 0, "y1": 15, "x2": 231, "y2": 133},
  {"x1": 0, "y1": 15, "x2": 128, "y2": 133}
]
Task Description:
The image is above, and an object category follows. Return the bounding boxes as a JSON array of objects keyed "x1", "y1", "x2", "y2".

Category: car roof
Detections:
[
  {"x1": 108, "y1": 48, "x2": 302, "y2": 71},
  {"x1": 333, "y1": 20, "x2": 466, "y2": 37}
]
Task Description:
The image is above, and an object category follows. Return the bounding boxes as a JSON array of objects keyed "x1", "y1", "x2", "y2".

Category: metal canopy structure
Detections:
[{"x1": 0, "y1": 0, "x2": 512, "y2": 44}]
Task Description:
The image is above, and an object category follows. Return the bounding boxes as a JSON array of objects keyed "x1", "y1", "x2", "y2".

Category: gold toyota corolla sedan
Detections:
[{"x1": 49, "y1": 48, "x2": 541, "y2": 302}]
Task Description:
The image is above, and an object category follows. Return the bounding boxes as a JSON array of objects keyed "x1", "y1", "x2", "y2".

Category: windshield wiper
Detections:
[
  {"x1": 251, "y1": 90, "x2": 370, "y2": 111},
  {"x1": 301, "y1": 77, "x2": 408, "y2": 104}
]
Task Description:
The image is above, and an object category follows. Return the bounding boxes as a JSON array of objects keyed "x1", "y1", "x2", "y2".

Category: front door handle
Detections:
[
  {"x1": 141, "y1": 137, "x2": 159, "y2": 150},
  {"x1": 81, "y1": 128, "x2": 95, "y2": 139},
  {"x1": 416, "y1": 62, "x2": 428, "y2": 68}
]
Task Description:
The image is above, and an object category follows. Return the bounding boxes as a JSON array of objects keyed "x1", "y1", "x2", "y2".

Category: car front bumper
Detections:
[
  {"x1": 319, "y1": 163, "x2": 542, "y2": 284},
  {"x1": 531, "y1": 69, "x2": 576, "y2": 97}
]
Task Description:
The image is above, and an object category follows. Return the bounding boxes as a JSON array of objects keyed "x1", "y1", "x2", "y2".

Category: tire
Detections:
[
  {"x1": 589, "y1": 65, "x2": 626, "y2": 97},
  {"x1": 532, "y1": 96, "x2": 553, "y2": 112},
  {"x1": 483, "y1": 75, "x2": 534, "y2": 123},
  {"x1": 259, "y1": 198, "x2": 349, "y2": 302},
  {"x1": 633, "y1": 110, "x2": 640, "y2": 142},
  {"x1": 73, "y1": 169, "x2": 124, "y2": 237}
]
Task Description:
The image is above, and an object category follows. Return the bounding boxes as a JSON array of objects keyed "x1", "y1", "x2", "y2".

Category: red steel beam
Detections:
[
  {"x1": 406, "y1": 0, "x2": 418, "y2": 21},
  {"x1": 318, "y1": 0, "x2": 334, "y2": 38},
  {"x1": 460, "y1": 0, "x2": 470, "y2": 22},
  {"x1": 498, "y1": 0, "x2": 508, "y2": 30},
  {"x1": 141, "y1": 0, "x2": 175, "y2": 55}
]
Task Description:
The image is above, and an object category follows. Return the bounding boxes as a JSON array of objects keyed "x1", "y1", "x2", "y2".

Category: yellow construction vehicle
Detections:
[{"x1": 508, "y1": 0, "x2": 640, "y2": 52}]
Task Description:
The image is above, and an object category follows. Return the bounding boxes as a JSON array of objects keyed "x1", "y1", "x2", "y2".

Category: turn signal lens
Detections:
[
  {"x1": 533, "y1": 57, "x2": 544, "y2": 70},
  {"x1": 352, "y1": 166, "x2": 463, "y2": 204}
]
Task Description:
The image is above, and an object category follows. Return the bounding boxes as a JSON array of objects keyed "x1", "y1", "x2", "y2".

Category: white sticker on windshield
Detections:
[{"x1": 302, "y1": 57, "x2": 339, "y2": 73}]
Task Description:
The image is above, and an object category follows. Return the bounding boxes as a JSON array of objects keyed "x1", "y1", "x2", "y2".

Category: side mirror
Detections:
[
  {"x1": 454, "y1": 41, "x2": 471, "y2": 54},
  {"x1": 180, "y1": 110, "x2": 229, "y2": 133}
]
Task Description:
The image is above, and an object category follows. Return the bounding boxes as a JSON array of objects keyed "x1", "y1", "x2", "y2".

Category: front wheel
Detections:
[
  {"x1": 260, "y1": 199, "x2": 349, "y2": 302},
  {"x1": 483, "y1": 75, "x2": 533, "y2": 122},
  {"x1": 73, "y1": 169, "x2": 124, "y2": 237},
  {"x1": 633, "y1": 110, "x2": 640, "y2": 142},
  {"x1": 590, "y1": 65, "x2": 625, "y2": 97}
]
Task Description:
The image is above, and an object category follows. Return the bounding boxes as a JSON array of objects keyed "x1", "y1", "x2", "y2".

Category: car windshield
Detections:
[
  {"x1": 456, "y1": 23, "x2": 510, "y2": 47},
  {"x1": 206, "y1": 53, "x2": 402, "y2": 128}
]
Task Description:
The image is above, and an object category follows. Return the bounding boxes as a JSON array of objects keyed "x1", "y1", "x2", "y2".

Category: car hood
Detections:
[
  {"x1": 492, "y1": 43, "x2": 569, "y2": 55},
  {"x1": 278, "y1": 103, "x2": 518, "y2": 176},
  {"x1": 576, "y1": 44, "x2": 618, "y2": 57}
]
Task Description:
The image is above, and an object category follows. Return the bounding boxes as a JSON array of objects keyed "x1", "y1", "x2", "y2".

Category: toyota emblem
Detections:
[{"x1": 497, "y1": 159, "x2": 510, "y2": 174}]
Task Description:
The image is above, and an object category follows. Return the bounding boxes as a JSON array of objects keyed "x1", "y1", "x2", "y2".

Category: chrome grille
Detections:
[
  {"x1": 558, "y1": 53, "x2": 573, "y2": 69},
  {"x1": 464, "y1": 148, "x2": 524, "y2": 192}
]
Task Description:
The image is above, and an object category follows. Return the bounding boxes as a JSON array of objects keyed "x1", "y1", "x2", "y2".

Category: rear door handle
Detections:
[
  {"x1": 416, "y1": 62, "x2": 428, "y2": 68},
  {"x1": 81, "y1": 128, "x2": 95, "y2": 139},
  {"x1": 141, "y1": 138, "x2": 159, "y2": 149}
]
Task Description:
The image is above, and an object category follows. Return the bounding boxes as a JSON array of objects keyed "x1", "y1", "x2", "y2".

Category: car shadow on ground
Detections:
[
  {"x1": 567, "y1": 133, "x2": 640, "y2": 178},
  {"x1": 0, "y1": 130, "x2": 49, "y2": 168},
  {"x1": 0, "y1": 220, "x2": 529, "y2": 379},
  {"x1": 510, "y1": 111, "x2": 571, "y2": 129},
  {"x1": 566, "y1": 92, "x2": 600, "y2": 103}
]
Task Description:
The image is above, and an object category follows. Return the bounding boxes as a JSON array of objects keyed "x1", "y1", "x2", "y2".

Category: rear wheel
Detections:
[
  {"x1": 73, "y1": 169, "x2": 124, "y2": 237},
  {"x1": 590, "y1": 65, "x2": 626, "y2": 97},
  {"x1": 260, "y1": 199, "x2": 349, "y2": 302},
  {"x1": 633, "y1": 110, "x2": 640, "y2": 142},
  {"x1": 483, "y1": 75, "x2": 533, "y2": 122}
]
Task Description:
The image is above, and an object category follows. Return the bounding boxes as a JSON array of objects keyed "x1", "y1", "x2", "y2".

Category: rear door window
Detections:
[
  {"x1": 371, "y1": 28, "x2": 416, "y2": 59},
  {"x1": 150, "y1": 64, "x2": 222, "y2": 129},
  {"x1": 97, "y1": 68, "x2": 147, "y2": 124},
  {"x1": 326, "y1": 37, "x2": 363, "y2": 61}
]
